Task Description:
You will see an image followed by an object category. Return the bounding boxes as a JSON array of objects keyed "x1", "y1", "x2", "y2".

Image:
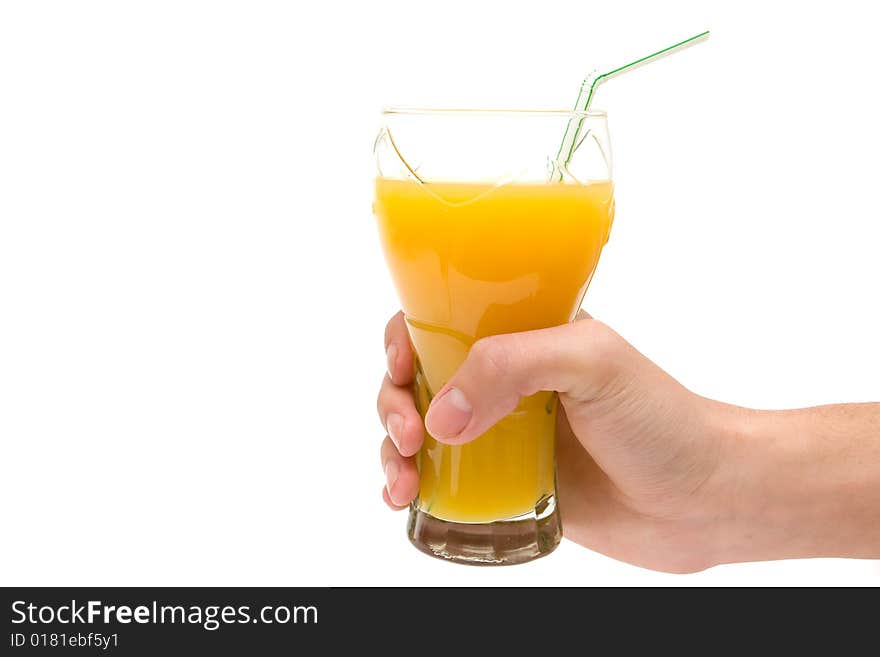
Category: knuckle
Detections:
[
  {"x1": 383, "y1": 324, "x2": 393, "y2": 349},
  {"x1": 570, "y1": 319, "x2": 629, "y2": 395},
  {"x1": 376, "y1": 375, "x2": 390, "y2": 418},
  {"x1": 470, "y1": 336, "x2": 511, "y2": 380},
  {"x1": 574, "y1": 318, "x2": 622, "y2": 360},
  {"x1": 379, "y1": 436, "x2": 392, "y2": 464},
  {"x1": 384, "y1": 310, "x2": 404, "y2": 348}
]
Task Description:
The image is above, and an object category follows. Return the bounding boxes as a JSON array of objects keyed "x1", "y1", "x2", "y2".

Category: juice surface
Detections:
[{"x1": 374, "y1": 177, "x2": 614, "y2": 522}]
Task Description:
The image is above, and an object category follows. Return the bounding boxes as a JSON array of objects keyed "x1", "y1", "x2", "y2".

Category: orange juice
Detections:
[{"x1": 374, "y1": 177, "x2": 614, "y2": 523}]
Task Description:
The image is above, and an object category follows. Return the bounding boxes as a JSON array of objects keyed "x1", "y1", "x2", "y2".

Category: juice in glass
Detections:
[{"x1": 375, "y1": 179, "x2": 614, "y2": 520}]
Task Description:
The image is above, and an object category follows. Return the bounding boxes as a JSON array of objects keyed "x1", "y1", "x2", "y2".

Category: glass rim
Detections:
[{"x1": 382, "y1": 106, "x2": 607, "y2": 118}]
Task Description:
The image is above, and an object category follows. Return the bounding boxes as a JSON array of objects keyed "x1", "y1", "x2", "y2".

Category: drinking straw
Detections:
[{"x1": 552, "y1": 30, "x2": 710, "y2": 180}]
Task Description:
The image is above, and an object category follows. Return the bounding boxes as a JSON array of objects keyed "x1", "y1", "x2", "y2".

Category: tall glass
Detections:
[{"x1": 373, "y1": 108, "x2": 614, "y2": 565}]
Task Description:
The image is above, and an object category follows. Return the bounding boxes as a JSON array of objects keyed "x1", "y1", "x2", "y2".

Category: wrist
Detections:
[
  {"x1": 699, "y1": 404, "x2": 784, "y2": 566},
  {"x1": 702, "y1": 403, "x2": 880, "y2": 566}
]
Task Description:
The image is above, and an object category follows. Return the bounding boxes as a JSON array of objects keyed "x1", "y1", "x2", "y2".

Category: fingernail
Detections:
[
  {"x1": 386, "y1": 343, "x2": 398, "y2": 381},
  {"x1": 386, "y1": 413, "x2": 404, "y2": 451},
  {"x1": 384, "y1": 460, "x2": 400, "y2": 497},
  {"x1": 425, "y1": 387, "x2": 472, "y2": 439}
]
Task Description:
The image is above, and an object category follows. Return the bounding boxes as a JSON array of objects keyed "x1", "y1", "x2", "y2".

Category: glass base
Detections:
[{"x1": 406, "y1": 494, "x2": 562, "y2": 566}]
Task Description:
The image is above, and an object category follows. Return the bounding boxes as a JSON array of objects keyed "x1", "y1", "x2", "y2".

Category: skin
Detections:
[{"x1": 377, "y1": 311, "x2": 880, "y2": 572}]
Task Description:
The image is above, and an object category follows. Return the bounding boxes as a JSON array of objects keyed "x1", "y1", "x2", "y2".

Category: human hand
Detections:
[
  {"x1": 377, "y1": 311, "x2": 880, "y2": 572},
  {"x1": 378, "y1": 310, "x2": 733, "y2": 572}
]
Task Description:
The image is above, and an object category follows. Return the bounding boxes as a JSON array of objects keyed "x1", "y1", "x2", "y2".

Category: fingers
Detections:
[
  {"x1": 376, "y1": 374, "x2": 424, "y2": 457},
  {"x1": 384, "y1": 311, "x2": 415, "y2": 386},
  {"x1": 380, "y1": 435, "x2": 419, "y2": 509},
  {"x1": 379, "y1": 311, "x2": 422, "y2": 510},
  {"x1": 424, "y1": 319, "x2": 634, "y2": 445}
]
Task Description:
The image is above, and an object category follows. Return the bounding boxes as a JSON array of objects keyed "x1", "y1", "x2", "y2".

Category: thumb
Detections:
[{"x1": 424, "y1": 319, "x2": 632, "y2": 444}]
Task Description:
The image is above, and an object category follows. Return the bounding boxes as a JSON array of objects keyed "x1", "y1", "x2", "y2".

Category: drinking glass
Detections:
[{"x1": 373, "y1": 108, "x2": 614, "y2": 565}]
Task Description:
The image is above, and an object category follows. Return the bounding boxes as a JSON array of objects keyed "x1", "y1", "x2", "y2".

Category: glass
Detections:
[{"x1": 373, "y1": 108, "x2": 615, "y2": 565}]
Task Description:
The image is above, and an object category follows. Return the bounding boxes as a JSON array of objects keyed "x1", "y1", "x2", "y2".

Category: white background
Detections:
[{"x1": 1, "y1": 1, "x2": 878, "y2": 586}]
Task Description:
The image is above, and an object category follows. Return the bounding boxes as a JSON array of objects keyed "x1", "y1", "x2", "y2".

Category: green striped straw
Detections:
[{"x1": 552, "y1": 30, "x2": 710, "y2": 181}]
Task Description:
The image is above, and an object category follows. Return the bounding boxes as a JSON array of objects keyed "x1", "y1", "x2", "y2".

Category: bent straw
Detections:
[{"x1": 552, "y1": 30, "x2": 710, "y2": 180}]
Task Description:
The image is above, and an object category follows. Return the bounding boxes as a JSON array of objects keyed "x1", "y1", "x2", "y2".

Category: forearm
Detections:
[{"x1": 709, "y1": 402, "x2": 880, "y2": 565}]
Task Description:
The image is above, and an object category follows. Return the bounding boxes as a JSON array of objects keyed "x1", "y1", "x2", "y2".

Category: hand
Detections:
[
  {"x1": 378, "y1": 310, "x2": 731, "y2": 572},
  {"x1": 377, "y1": 311, "x2": 880, "y2": 572}
]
